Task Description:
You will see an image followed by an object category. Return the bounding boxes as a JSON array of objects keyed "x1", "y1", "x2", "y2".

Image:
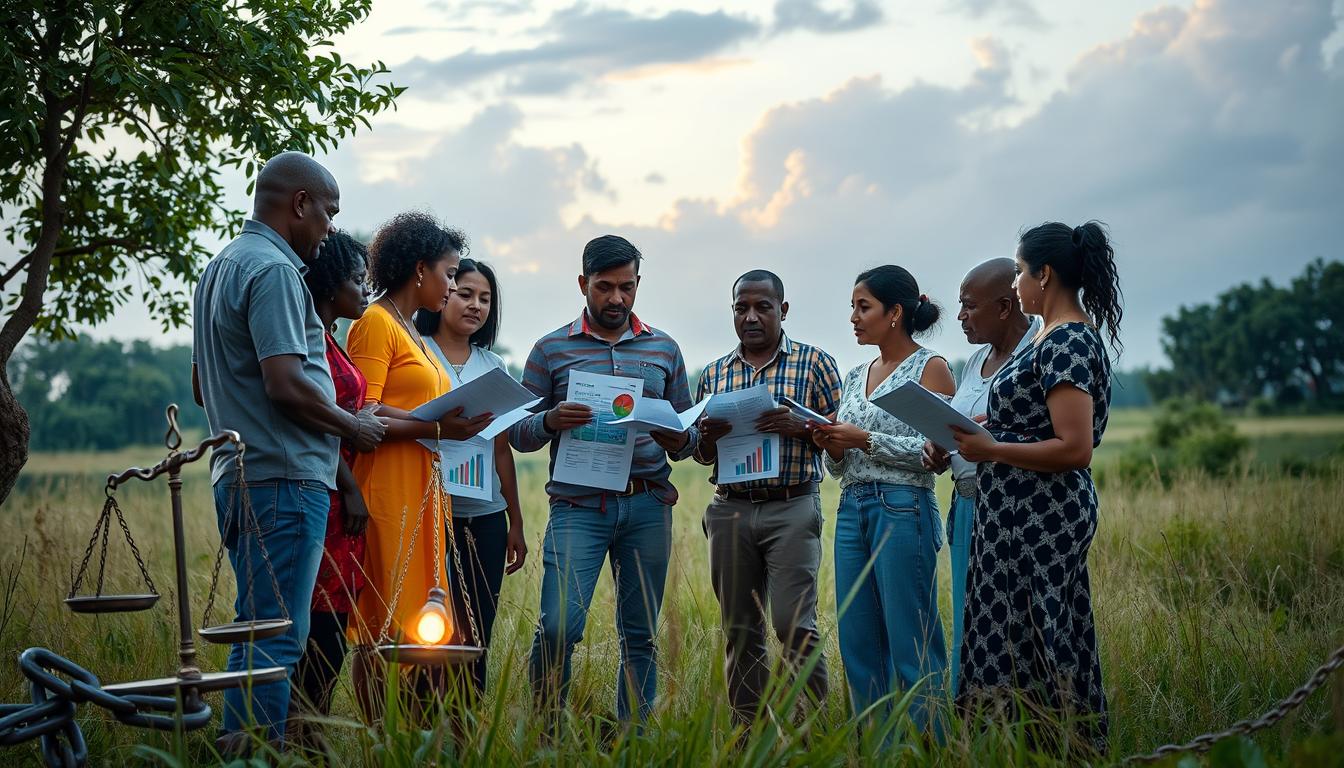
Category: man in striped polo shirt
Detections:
[
  {"x1": 694, "y1": 269, "x2": 843, "y2": 728},
  {"x1": 510, "y1": 235, "x2": 698, "y2": 722}
]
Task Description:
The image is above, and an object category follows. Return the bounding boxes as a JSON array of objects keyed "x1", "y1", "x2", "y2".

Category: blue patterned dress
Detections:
[{"x1": 958, "y1": 322, "x2": 1111, "y2": 750}]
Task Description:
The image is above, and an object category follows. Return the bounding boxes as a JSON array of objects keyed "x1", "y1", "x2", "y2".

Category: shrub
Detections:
[{"x1": 1114, "y1": 398, "x2": 1248, "y2": 484}]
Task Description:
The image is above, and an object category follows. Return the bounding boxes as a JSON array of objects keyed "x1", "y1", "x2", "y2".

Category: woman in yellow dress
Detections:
[{"x1": 346, "y1": 212, "x2": 493, "y2": 723}]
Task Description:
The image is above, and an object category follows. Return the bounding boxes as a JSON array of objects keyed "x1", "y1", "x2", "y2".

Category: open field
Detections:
[{"x1": 2, "y1": 409, "x2": 1343, "y2": 765}]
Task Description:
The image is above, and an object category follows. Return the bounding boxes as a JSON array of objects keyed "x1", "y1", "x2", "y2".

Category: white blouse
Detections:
[{"x1": 824, "y1": 347, "x2": 944, "y2": 491}]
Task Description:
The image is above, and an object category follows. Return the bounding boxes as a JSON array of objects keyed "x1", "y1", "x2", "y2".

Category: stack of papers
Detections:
[
  {"x1": 870, "y1": 381, "x2": 990, "y2": 453},
  {"x1": 413, "y1": 368, "x2": 542, "y2": 444}
]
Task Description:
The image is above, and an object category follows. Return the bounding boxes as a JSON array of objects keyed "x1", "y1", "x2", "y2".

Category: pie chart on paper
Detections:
[{"x1": 612, "y1": 394, "x2": 635, "y2": 418}]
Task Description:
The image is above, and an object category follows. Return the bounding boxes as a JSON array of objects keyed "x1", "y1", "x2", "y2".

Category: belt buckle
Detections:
[
  {"x1": 747, "y1": 488, "x2": 771, "y2": 504},
  {"x1": 618, "y1": 480, "x2": 636, "y2": 496}
]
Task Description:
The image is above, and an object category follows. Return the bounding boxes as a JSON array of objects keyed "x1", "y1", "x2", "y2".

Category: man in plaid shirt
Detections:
[{"x1": 693, "y1": 269, "x2": 843, "y2": 727}]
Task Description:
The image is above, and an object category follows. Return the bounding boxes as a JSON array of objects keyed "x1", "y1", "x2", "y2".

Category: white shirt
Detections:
[{"x1": 949, "y1": 316, "x2": 1042, "y2": 482}]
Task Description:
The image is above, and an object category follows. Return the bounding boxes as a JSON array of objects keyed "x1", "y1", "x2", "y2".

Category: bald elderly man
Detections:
[
  {"x1": 192, "y1": 151, "x2": 385, "y2": 750},
  {"x1": 922, "y1": 258, "x2": 1039, "y2": 693}
]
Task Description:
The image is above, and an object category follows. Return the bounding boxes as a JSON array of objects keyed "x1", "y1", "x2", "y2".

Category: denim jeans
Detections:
[
  {"x1": 834, "y1": 482, "x2": 946, "y2": 731},
  {"x1": 946, "y1": 491, "x2": 975, "y2": 695},
  {"x1": 530, "y1": 492, "x2": 672, "y2": 720},
  {"x1": 212, "y1": 479, "x2": 328, "y2": 740}
]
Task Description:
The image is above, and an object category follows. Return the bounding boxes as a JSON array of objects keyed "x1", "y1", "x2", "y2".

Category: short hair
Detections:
[
  {"x1": 733, "y1": 269, "x2": 785, "y2": 301},
  {"x1": 412, "y1": 258, "x2": 502, "y2": 350},
  {"x1": 582, "y1": 235, "x2": 641, "y2": 277},
  {"x1": 368, "y1": 211, "x2": 468, "y2": 294},
  {"x1": 303, "y1": 230, "x2": 367, "y2": 302}
]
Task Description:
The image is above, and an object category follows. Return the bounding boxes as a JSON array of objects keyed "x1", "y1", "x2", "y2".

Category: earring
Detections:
[
  {"x1": 417, "y1": 278, "x2": 423, "y2": 288},
  {"x1": 890, "y1": 320, "x2": 897, "y2": 328}
]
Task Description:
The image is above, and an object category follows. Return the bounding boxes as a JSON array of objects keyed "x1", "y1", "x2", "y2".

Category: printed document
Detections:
[{"x1": 553, "y1": 371, "x2": 642, "y2": 492}]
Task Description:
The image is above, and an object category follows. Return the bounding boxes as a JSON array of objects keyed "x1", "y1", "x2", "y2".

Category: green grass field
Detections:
[{"x1": 2, "y1": 409, "x2": 1343, "y2": 766}]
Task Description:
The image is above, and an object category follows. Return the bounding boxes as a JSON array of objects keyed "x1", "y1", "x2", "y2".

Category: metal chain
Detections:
[
  {"x1": 446, "y1": 515, "x2": 482, "y2": 648},
  {"x1": 0, "y1": 647, "x2": 213, "y2": 768},
  {"x1": 110, "y1": 499, "x2": 157, "y2": 594},
  {"x1": 232, "y1": 452, "x2": 289, "y2": 621},
  {"x1": 67, "y1": 498, "x2": 111, "y2": 599},
  {"x1": 1126, "y1": 641, "x2": 1344, "y2": 763},
  {"x1": 93, "y1": 508, "x2": 111, "y2": 596},
  {"x1": 378, "y1": 497, "x2": 426, "y2": 644}
]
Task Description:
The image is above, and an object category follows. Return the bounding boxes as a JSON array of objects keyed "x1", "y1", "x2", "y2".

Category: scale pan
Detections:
[
  {"x1": 197, "y1": 618, "x2": 292, "y2": 644},
  {"x1": 65, "y1": 594, "x2": 160, "y2": 614},
  {"x1": 377, "y1": 643, "x2": 484, "y2": 666},
  {"x1": 104, "y1": 667, "x2": 288, "y2": 696}
]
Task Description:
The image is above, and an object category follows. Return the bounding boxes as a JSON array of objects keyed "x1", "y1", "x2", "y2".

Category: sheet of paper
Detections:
[
  {"x1": 871, "y1": 381, "x2": 991, "y2": 453},
  {"x1": 436, "y1": 437, "x2": 494, "y2": 501},
  {"x1": 703, "y1": 383, "x2": 776, "y2": 433},
  {"x1": 609, "y1": 396, "x2": 711, "y2": 433},
  {"x1": 477, "y1": 400, "x2": 542, "y2": 441},
  {"x1": 410, "y1": 367, "x2": 538, "y2": 422},
  {"x1": 716, "y1": 433, "x2": 782, "y2": 483},
  {"x1": 553, "y1": 371, "x2": 641, "y2": 492},
  {"x1": 779, "y1": 395, "x2": 830, "y2": 425}
]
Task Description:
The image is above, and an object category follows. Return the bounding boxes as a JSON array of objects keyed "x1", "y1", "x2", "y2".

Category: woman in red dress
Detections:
[{"x1": 290, "y1": 230, "x2": 373, "y2": 748}]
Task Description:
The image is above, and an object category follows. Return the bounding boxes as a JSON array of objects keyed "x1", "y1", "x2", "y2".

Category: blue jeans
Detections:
[
  {"x1": 947, "y1": 491, "x2": 974, "y2": 695},
  {"x1": 212, "y1": 479, "x2": 328, "y2": 740},
  {"x1": 530, "y1": 492, "x2": 672, "y2": 720},
  {"x1": 835, "y1": 482, "x2": 946, "y2": 731}
]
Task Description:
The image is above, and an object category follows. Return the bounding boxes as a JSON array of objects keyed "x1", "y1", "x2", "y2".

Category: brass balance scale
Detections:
[{"x1": 63, "y1": 405, "x2": 289, "y2": 697}]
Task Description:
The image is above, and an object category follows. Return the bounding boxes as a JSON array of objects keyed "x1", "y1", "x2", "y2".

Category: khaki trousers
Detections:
[{"x1": 704, "y1": 492, "x2": 828, "y2": 725}]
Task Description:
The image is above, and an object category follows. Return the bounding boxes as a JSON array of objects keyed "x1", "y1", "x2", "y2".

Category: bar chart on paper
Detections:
[
  {"x1": 439, "y1": 438, "x2": 494, "y2": 501},
  {"x1": 718, "y1": 433, "x2": 781, "y2": 483}
]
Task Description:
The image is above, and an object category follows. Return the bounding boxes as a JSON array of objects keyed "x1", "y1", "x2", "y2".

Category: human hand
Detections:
[
  {"x1": 696, "y1": 417, "x2": 732, "y2": 446},
  {"x1": 811, "y1": 421, "x2": 870, "y2": 452},
  {"x1": 505, "y1": 518, "x2": 528, "y2": 575},
  {"x1": 544, "y1": 401, "x2": 594, "y2": 432},
  {"x1": 922, "y1": 440, "x2": 951, "y2": 473},
  {"x1": 755, "y1": 406, "x2": 812, "y2": 439},
  {"x1": 352, "y1": 404, "x2": 388, "y2": 452},
  {"x1": 651, "y1": 429, "x2": 690, "y2": 452},
  {"x1": 437, "y1": 406, "x2": 494, "y2": 441},
  {"x1": 339, "y1": 485, "x2": 370, "y2": 536},
  {"x1": 950, "y1": 424, "x2": 998, "y2": 463}
]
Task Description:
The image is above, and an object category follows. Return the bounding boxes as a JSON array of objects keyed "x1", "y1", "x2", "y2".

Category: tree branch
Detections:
[{"x1": 0, "y1": 256, "x2": 34, "y2": 292}]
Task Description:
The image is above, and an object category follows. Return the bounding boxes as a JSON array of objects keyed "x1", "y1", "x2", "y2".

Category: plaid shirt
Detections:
[{"x1": 695, "y1": 333, "x2": 842, "y2": 489}]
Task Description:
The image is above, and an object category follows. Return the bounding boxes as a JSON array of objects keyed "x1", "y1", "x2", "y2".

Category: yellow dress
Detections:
[{"x1": 346, "y1": 303, "x2": 453, "y2": 645}]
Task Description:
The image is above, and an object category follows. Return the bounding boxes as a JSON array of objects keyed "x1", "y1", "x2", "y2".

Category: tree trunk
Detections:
[{"x1": 0, "y1": 368, "x2": 29, "y2": 504}]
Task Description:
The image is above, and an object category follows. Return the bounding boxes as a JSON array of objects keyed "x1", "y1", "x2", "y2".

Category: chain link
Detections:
[
  {"x1": 68, "y1": 495, "x2": 158, "y2": 600},
  {"x1": 1126, "y1": 641, "x2": 1344, "y2": 763},
  {"x1": 448, "y1": 519, "x2": 482, "y2": 648},
  {"x1": 0, "y1": 647, "x2": 212, "y2": 767}
]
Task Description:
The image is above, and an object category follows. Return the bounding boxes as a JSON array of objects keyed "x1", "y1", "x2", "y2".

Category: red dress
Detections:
[{"x1": 313, "y1": 332, "x2": 368, "y2": 614}]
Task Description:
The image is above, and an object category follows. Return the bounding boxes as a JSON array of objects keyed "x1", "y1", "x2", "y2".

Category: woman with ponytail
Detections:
[
  {"x1": 950, "y1": 221, "x2": 1122, "y2": 754},
  {"x1": 812, "y1": 265, "x2": 955, "y2": 733}
]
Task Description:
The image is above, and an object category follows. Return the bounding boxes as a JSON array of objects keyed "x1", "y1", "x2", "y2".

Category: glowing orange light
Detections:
[{"x1": 414, "y1": 586, "x2": 451, "y2": 645}]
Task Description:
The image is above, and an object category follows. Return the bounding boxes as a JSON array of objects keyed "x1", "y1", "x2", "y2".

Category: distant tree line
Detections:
[
  {"x1": 1146, "y1": 258, "x2": 1343, "y2": 410},
  {"x1": 8, "y1": 339, "x2": 204, "y2": 451}
]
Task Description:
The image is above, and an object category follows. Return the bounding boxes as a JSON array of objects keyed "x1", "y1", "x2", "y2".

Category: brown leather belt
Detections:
[
  {"x1": 615, "y1": 478, "x2": 656, "y2": 496},
  {"x1": 717, "y1": 481, "x2": 819, "y2": 504}
]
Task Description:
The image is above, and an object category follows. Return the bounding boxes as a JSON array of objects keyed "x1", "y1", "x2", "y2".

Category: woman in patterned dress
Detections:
[
  {"x1": 951, "y1": 221, "x2": 1123, "y2": 754},
  {"x1": 811, "y1": 265, "x2": 956, "y2": 732},
  {"x1": 289, "y1": 231, "x2": 372, "y2": 749}
]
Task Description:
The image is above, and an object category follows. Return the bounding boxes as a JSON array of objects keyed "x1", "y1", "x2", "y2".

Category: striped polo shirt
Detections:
[{"x1": 509, "y1": 310, "x2": 699, "y2": 507}]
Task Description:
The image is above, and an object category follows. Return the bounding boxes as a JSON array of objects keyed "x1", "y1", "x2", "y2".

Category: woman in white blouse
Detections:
[{"x1": 812, "y1": 265, "x2": 956, "y2": 734}]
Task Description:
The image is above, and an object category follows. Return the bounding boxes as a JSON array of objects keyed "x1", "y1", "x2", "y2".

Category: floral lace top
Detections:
[{"x1": 824, "y1": 347, "x2": 944, "y2": 491}]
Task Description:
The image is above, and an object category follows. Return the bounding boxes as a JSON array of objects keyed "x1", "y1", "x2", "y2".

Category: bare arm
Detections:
[
  {"x1": 952, "y1": 385, "x2": 1095, "y2": 472},
  {"x1": 495, "y1": 434, "x2": 528, "y2": 574},
  {"x1": 259, "y1": 354, "x2": 359, "y2": 439}
]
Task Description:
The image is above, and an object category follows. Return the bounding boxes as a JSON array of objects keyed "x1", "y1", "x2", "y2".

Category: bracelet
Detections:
[
  {"x1": 863, "y1": 431, "x2": 875, "y2": 455},
  {"x1": 435, "y1": 420, "x2": 441, "y2": 443}
]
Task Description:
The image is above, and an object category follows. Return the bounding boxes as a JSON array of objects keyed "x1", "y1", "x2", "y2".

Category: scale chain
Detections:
[
  {"x1": 112, "y1": 496, "x2": 157, "y2": 594},
  {"x1": 67, "y1": 499, "x2": 110, "y2": 599},
  {"x1": 446, "y1": 513, "x2": 482, "y2": 649}
]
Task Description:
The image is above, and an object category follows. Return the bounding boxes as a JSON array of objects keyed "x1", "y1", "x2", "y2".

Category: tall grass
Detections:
[{"x1": 1, "y1": 449, "x2": 1342, "y2": 766}]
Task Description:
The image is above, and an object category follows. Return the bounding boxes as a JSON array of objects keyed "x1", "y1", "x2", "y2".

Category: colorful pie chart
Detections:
[{"x1": 612, "y1": 394, "x2": 635, "y2": 418}]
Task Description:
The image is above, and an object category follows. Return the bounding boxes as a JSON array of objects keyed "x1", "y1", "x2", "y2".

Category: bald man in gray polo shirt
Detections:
[{"x1": 192, "y1": 152, "x2": 385, "y2": 750}]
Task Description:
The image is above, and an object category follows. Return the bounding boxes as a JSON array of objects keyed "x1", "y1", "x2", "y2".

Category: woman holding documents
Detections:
[
  {"x1": 345, "y1": 212, "x2": 493, "y2": 723},
  {"x1": 812, "y1": 265, "x2": 956, "y2": 732},
  {"x1": 414, "y1": 258, "x2": 528, "y2": 702},
  {"x1": 949, "y1": 222, "x2": 1122, "y2": 753}
]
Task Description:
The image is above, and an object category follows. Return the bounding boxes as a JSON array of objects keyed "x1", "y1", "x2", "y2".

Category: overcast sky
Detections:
[{"x1": 78, "y1": 0, "x2": 1344, "y2": 374}]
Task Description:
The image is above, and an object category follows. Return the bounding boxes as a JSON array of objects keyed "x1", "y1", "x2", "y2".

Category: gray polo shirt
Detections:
[{"x1": 192, "y1": 219, "x2": 339, "y2": 488}]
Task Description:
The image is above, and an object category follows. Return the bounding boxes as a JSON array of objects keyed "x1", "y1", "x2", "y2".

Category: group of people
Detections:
[{"x1": 191, "y1": 151, "x2": 1122, "y2": 756}]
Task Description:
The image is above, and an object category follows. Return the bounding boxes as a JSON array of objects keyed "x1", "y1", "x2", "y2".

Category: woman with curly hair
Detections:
[
  {"x1": 288, "y1": 230, "x2": 373, "y2": 749},
  {"x1": 344, "y1": 212, "x2": 493, "y2": 725}
]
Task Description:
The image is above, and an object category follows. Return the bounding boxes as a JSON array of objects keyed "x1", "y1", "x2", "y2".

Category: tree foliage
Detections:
[
  {"x1": 1147, "y1": 259, "x2": 1344, "y2": 408},
  {"x1": 0, "y1": 0, "x2": 401, "y2": 501}
]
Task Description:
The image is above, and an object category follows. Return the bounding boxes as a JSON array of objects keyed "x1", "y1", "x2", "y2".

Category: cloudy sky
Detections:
[{"x1": 90, "y1": 0, "x2": 1344, "y2": 375}]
